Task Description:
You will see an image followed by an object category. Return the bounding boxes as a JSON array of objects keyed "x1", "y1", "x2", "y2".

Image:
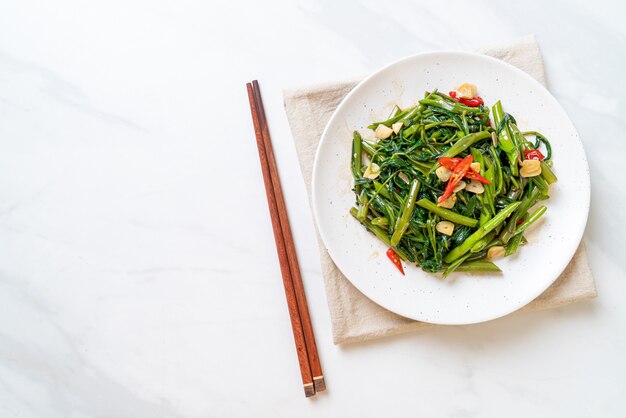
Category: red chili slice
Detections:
[
  {"x1": 463, "y1": 169, "x2": 492, "y2": 185},
  {"x1": 438, "y1": 157, "x2": 462, "y2": 170},
  {"x1": 437, "y1": 157, "x2": 491, "y2": 185},
  {"x1": 523, "y1": 149, "x2": 545, "y2": 161},
  {"x1": 449, "y1": 91, "x2": 484, "y2": 107},
  {"x1": 386, "y1": 248, "x2": 404, "y2": 275},
  {"x1": 438, "y1": 155, "x2": 473, "y2": 204}
]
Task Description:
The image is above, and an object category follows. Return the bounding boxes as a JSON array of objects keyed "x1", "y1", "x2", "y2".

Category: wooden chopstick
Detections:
[
  {"x1": 250, "y1": 81, "x2": 326, "y2": 393},
  {"x1": 246, "y1": 80, "x2": 324, "y2": 397}
]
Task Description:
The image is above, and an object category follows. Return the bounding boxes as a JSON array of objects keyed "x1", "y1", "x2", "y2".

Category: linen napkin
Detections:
[{"x1": 283, "y1": 35, "x2": 597, "y2": 345}]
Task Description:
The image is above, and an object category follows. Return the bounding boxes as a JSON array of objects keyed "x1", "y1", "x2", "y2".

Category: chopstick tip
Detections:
[
  {"x1": 304, "y1": 383, "x2": 315, "y2": 398},
  {"x1": 313, "y1": 376, "x2": 326, "y2": 392}
]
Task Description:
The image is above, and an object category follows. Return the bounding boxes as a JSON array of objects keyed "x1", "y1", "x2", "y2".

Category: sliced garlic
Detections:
[
  {"x1": 520, "y1": 159, "x2": 542, "y2": 177},
  {"x1": 375, "y1": 124, "x2": 393, "y2": 140},
  {"x1": 392, "y1": 122, "x2": 404, "y2": 134},
  {"x1": 487, "y1": 246, "x2": 505, "y2": 260},
  {"x1": 435, "y1": 166, "x2": 452, "y2": 182},
  {"x1": 438, "y1": 194, "x2": 457, "y2": 209},
  {"x1": 456, "y1": 82, "x2": 477, "y2": 99},
  {"x1": 398, "y1": 172, "x2": 410, "y2": 184},
  {"x1": 453, "y1": 181, "x2": 467, "y2": 193},
  {"x1": 436, "y1": 221, "x2": 455, "y2": 236},
  {"x1": 466, "y1": 180, "x2": 485, "y2": 194},
  {"x1": 363, "y1": 162, "x2": 381, "y2": 179},
  {"x1": 470, "y1": 162, "x2": 481, "y2": 173}
]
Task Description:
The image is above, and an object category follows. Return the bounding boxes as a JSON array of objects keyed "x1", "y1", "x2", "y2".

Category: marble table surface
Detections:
[{"x1": 1, "y1": 1, "x2": 625, "y2": 416}]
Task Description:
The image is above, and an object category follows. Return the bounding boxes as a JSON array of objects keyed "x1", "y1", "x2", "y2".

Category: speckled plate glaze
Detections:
[{"x1": 312, "y1": 51, "x2": 590, "y2": 325}]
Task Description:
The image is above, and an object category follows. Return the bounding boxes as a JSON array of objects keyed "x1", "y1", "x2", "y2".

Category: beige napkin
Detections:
[{"x1": 284, "y1": 36, "x2": 597, "y2": 345}]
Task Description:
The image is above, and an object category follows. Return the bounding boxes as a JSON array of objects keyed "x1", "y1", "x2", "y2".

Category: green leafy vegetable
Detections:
[{"x1": 349, "y1": 87, "x2": 556, "y2": 275}]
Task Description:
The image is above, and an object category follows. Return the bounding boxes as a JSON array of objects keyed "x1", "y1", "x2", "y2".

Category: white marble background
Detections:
[{"x1": 0, "y1": 0, "x2": 625, "y2": 417}]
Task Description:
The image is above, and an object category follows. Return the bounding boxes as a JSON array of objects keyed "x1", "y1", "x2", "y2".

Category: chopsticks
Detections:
[{"x1": 246, "y1": 80, "x2": 325, "y2": 397}]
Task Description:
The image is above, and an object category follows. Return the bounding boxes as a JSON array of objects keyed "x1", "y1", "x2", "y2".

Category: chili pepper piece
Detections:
[
  {"x1": 464, "y1": 169, "x2": 492, "y2": 185},
  {"x1": 438, "y1": 157, "x2": 462, "y2": 170},
  {"x1": 523, "y1": 149, "x2": 545, "y2": 161},
  {"x1": 438, "y1": 155, "x2": 473, "y2": 204},
  {"x1": 437, "y1": 157, "x2": 491, "y2": 184},
  {"x1": 386, "y1": 248, "x2": 405, "y2": 275},
  {"x1": 459, "y1": 96, "x2": 484, "y2": 107},
  {"x1": 448, "y1": 91, "x2": 483, "y2": 107}
]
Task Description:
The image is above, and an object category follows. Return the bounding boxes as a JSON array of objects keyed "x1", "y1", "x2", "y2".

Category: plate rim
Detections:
[{"x1": 311, "y1": 50, "x2": 591, "y2": 325}]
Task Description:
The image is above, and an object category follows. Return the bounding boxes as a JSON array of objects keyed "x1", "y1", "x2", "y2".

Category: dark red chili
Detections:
[
  {"x1": 523, "y1": 149, "x2": 545, "y2": 161},
  {"x1": 449, "y1": 91, "x2": 484, "y2": 107}
]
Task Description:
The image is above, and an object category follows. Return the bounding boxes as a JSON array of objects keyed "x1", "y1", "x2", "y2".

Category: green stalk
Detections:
[
  {"x1": 442, "y1": 253, "x2": 471, "y2": 278},
  {"x1": 444, "y1": 202, "x2": 521, "y2": 263},
  {"x1": 369, "y1": 193, "x2": 397, "y2": 233},
  {"x1": 399, "y1": 106, "x2": 422, "y2": 122},
  {"x1": 455, "y1": 261, "x2": 502, "y2": 273},
  {"x1": 508, "y1": 121, "x2": 526, "y2": 162},
  {"x1": 351, "y1": 132, "x2": 362, "y2": 177},
  {"x1": 505, "y1": 233, "x2": 523, "y2": 256},
  {"x1": 371, "y1": 217, "x2": 388, "y2": 227},
  {"x1": 489, "y1": 146, "x2": 504, "y2": 195},
  {"x1": 367, "y1": 105, "x2": 418, "y2": 129},
  {"x1": 439, "y1": 131, "x2": 491, "y2": 159},
  {"x1": 387, "y1": 105, "x2": 401, "y2": 119},
  {"x1": 424, "y1": 121, "x2": 458, "y2": 130},
  {"x1": 514, "y1": 206, "x2": 547, "y2": 236},
  {"x1": 461, "y1": 110, "x2": 469, "y2": 135},
  {"x1": 356, "y1": 189, "x2": 369, "y2": 221},
  {"x1": 419, "y1": 97, "x2": 479, "y2": 114},
  {"x1": 540, "y1": 161, "x2": 558, "y2": 184},
  {"x1": 352, "y1": 131, "x2": 363, "y2": 195},
  {"x1": 390, "y1": 180, "x2": 420, "y2": 246},
  {"x1": 492, "y1": 101, "x2": 519, "y2": 176},
  {"x1": 479, "y1": 211, "x2": 491, "y2": 227},
  {"x1": 361, "y1": 140, "x2": 377, "y2": 156},
  {"x1": 373, "y1": 180, "x2": 391, "y2": 200},
  {"x1": 470, "y1": 147, "x2": 484, "y2": 167},
  {"x1": 500, "y1": 186, "x2": 541, "y2": 243},
  {"x1": 470, "y1": 230, "x2": 496, "y2": 253},
  {"x1": 482, "y1": 155, "x2": 496, "y2": 215},
  {"x1": 531, "y1": 175, "x2": 549, "y2": 193},
  {"x1": 403, "y1": 124, "x2": 420, "y2": 138},
  {"x1": 416, "y1": 199, "x2": 479, "y2": 228}
]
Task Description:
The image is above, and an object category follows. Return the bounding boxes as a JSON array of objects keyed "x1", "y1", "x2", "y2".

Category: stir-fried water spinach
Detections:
[{"x1": 350, "y1": 86, "x2": 556, "y2": 277}]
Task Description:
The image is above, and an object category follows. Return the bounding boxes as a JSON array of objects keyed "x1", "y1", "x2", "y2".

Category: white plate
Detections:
[{"x1": 312, "y1": 51, "x2": 590, "y2": 325}]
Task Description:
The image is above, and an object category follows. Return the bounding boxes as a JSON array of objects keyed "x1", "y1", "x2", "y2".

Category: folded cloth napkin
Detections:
[{"x1": 283, "y1": 35, "x2": 597, "y2": 345}]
